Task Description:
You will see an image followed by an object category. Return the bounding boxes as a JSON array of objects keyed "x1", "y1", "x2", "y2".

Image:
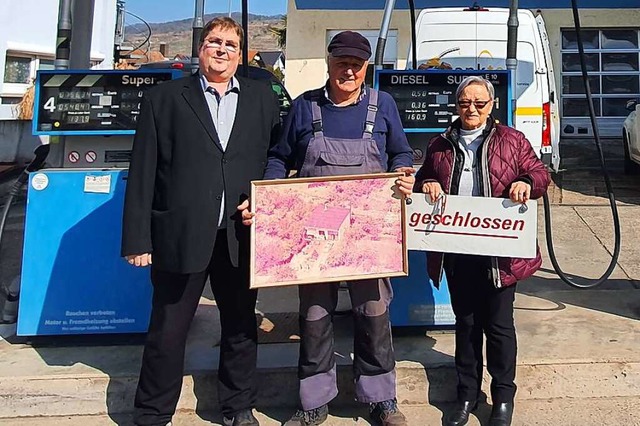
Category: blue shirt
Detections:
[
  {"x1": 264, "y1": 86, "x2": 413, "y2": 179},
  {"x1": 200, "y1": 73, "x2": 240, "y2": 150},
  {"x1": 200, "y1": 73, "x2": 240, "y2": 226}
]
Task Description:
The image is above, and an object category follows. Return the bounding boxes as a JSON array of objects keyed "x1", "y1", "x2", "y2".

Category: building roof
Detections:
[
  {"x1": 257, "y1": 51, "x2": 285, "y2": 67},
  {"x1": 246, "y1": 50, "x2": 259, "y2": 64},
  {"x1": 125, "y1": 49, "x2": 166, "y2": 64},
  {"x1": 306, "y1": 206, "x2": 350, "y2": 231}
]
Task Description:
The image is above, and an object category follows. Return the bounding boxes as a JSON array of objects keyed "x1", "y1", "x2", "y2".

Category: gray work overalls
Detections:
[{"x1": 296, "y1": 89, "x2": 397, "y2": 410}]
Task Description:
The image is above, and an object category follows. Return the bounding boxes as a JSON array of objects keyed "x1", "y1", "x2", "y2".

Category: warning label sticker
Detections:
[{"x1": 84, "y1": 174, "x2": 111, "y2": 194}]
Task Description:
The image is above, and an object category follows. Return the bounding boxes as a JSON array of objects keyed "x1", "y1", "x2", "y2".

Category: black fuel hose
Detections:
[
  {"x1": 0, "y1": 144, "x2": 50, "y2": 296},
  {"x1": 541, "y1": 0, "x2": 621, "y2": 288},
  {"x1": 408, "y1": 0, "x2": 417, "y2": 69}
]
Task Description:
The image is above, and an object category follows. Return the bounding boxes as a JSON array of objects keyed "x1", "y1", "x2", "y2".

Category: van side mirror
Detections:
[{"x1": 626, "y1": 99, "x2": 639, "y2": 111}]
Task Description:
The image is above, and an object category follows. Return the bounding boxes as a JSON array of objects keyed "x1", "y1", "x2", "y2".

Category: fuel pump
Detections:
[
  {"x1": 15, "y1": 68, "x2": 181, "y2": 336},
  {"x1": 376, "y1": 0, "x2": 622, "y2": 293}
]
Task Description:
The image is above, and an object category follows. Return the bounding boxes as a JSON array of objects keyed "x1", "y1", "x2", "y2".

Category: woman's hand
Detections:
[
  {"x1": 509, "y1": 181, "x2": 531, "y2": 204},
  {"x1": 422, "y1": 181, "x2": 443, "y2": 203}
]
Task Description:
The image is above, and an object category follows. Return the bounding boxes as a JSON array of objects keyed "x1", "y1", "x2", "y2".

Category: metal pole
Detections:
[
  {"x1": 69, "y1": 0, "x2": 95, "y2": 69},
  {"x1": 375, "y1": 0, "x2": 397, "y2": 70},
  {"x1": 408, "y1": 0, "x2": 417, "y2": 69},
  {"x1": 228, "y1": 0, "x2": 232, "y2": 17},
  {"x1": 50, "y1": 0, "x2": 74, "y2": 168},
  {"x1": 55, "y1": 0, "x2": 73, "y2": 70},
  {"x1": 114, "y1": 0, "x2": 126, "y2": 62},
  {"x1": 241, "y1": 0, "x2": 249, "y2": 77},
  {"x1": 192, "y1": 0, "x2": 205, "y2": 72},
  {"x1": 506, "y1": 0, "x2": 519, "y2": 123}
]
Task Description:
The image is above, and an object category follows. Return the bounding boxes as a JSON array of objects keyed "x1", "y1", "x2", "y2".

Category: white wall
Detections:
[{"x1": 0, "y1": 0, "x2": 117, "y2": 120}]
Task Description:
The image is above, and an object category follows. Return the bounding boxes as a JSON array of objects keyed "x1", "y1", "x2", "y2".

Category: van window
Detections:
[{"x1": 416, "y1": 40, "x2": 537, "y2": 98}]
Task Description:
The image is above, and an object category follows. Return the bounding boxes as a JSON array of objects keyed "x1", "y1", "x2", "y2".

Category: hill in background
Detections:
[{"x1": 124, "y1": 12, "x2": 285, "y2": 57}]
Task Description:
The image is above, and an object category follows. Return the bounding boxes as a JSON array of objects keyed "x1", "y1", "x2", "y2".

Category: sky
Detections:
[{"x1": 124, "y1": 0, "x2": 288, "y2": 24}]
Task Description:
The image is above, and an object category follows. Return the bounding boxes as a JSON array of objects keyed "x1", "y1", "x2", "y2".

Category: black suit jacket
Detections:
[{"x1": 121, "y1": 74, "x2": 280, "y2": 273}]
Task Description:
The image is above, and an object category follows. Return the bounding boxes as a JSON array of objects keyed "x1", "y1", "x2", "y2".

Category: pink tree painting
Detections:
[{"x1": 250, "y1": 174, "x2": 407, "y2": 288}]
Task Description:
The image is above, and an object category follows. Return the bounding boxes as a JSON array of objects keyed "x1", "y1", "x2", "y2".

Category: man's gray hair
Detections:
[{"x1": 456, "y1": 76, "x2": 495, "y2": 100}]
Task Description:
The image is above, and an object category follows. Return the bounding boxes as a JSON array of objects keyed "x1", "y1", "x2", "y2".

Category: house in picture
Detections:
[{"x1": 305, "y1": 205, "x2": 351, "y2": 241}]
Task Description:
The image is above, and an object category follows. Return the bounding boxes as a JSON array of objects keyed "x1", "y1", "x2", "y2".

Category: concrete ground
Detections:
[
  {"x1": 4, "y1": 397, "x2": 640, "y2": 426},
  {"x1": 1, "y1": 138, "x2": 639, "y2": 425}
]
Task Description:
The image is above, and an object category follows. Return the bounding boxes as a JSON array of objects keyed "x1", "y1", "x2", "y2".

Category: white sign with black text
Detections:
[{"x1": 406, "y1": 194, "x2": 537, "y2": 258}]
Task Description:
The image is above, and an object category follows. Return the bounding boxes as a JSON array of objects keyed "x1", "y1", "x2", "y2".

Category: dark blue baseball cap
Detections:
[{"x1": 327, "y1": 31, "x2": 372, "y2": 60}]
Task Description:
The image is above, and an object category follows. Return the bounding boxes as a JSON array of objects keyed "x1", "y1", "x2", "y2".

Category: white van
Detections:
[{"x1": 409, "y1": 6, "x2": 561, "y2": 171}]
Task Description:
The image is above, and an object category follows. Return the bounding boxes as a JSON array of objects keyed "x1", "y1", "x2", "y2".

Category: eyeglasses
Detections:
[
  {"x1": 203, "y1": 39, "x2": 239, "y2": 53},
  {"x1": 457, "y1": 99, "x2": 492, "y2": 109}
]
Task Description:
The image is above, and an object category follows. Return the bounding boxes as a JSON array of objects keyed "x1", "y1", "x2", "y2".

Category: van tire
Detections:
[{"x1": 623, "y1": 132, "x2": 640, "y2": 175}]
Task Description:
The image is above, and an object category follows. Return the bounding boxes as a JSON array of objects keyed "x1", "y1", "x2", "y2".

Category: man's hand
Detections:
[
  {"x1": 509, "y1": 181, "x2": 531, "y2": 204},
  {"x1": 237, "y1": 199, "x2": 254, "y2": 226},
  {"x1": 394, "y1": 167, "x2": 416, "y2": 197},
  {"x1": 126, "y1": 253, "x2": 152, "y2": 267},
  {"x1": 422, "y1": 181, "x2": 444, "y2": 203}
]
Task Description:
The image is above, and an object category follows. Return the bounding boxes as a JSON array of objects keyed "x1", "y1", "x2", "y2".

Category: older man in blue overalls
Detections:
[{"x1": 259, "y1": 31, "x2": 415, "y2": 426}]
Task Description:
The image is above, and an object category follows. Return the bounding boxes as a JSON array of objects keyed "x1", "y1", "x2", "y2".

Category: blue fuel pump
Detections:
[{"x1": 13, "y1": 68, "x2": 180, "y2": 336}]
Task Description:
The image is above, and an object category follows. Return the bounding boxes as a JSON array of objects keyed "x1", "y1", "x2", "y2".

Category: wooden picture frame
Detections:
[{"x1": 250, "y1": 172, "x2": 408, "y2": 289}]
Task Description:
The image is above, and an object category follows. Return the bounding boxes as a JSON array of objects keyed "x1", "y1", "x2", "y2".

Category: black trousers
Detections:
[
  {"x1": 446, "y1": 254, "x2": 517, "y2": 404},
  {"x1": 134, "y1": 230, "x2": 258, "y2": 426}
]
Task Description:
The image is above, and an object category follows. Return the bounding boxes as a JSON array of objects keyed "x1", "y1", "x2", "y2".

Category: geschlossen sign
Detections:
[{"x1": 406, "y1": 194, "x2": 538, "y2": 258}]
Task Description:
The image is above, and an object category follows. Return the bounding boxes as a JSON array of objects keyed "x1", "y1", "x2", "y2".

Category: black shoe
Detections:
[
  {"x1": 223, "y1": 409, "x2": 260, "y2": 426},
  {"x1": 283, "y1": 404, "x2": 329, "y2": 426},
  {"x1": 369, "y1": 398, "x2": 408, "y2": 426},
  {"x1": 444, "y1": 400, "x2": 477, "y2": 426},
  {"x1": 488, "y1": 402, "x2": 514, "y2": 426}
]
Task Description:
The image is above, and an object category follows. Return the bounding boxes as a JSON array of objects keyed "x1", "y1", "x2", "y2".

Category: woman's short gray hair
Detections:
[{"x1": 456, "y1": 76, "x2": 495, "y2": 101}]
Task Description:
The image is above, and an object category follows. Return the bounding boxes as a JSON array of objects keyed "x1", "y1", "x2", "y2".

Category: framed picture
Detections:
[{"x1": 250, "y1": 173, "x2": 408, "y2": 289}]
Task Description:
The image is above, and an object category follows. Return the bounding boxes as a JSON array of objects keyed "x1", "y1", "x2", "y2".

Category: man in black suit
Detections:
[{"x1": 122, "y1": 17, "x2": 280, "y2": 426}]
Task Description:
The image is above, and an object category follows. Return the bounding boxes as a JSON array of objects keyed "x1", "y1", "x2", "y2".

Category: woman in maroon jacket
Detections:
[{"x1": 413, "y1": 76, "x2": 550, "y2": 426}]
